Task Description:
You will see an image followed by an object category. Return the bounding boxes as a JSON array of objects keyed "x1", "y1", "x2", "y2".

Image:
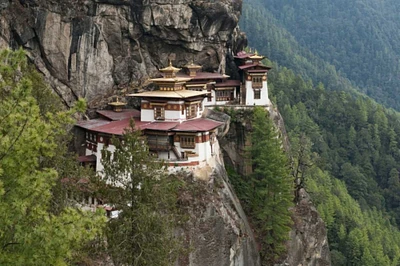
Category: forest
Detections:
[
  {"x1": 241, "y1": 0, "x2": 400, "y2": 264},
  {"x1": 241, "y1": 0, "x2": 400, "y2": 111}
]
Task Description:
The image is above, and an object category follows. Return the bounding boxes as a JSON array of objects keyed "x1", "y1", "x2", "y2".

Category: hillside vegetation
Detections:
[
  {"x1": 240, "y1": 0, "x2": 400, "y2": 264},
  {"x1": 241, "y1": 0, "x2": 400, "y2": 110},
  {"x1": 270, "y1": 66, "x2": 400, "y2": 265}
]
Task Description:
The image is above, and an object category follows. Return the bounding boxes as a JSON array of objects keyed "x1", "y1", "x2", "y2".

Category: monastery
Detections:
[{"x1": 75, "y1": 51, "x2": 271, "y2": 173}]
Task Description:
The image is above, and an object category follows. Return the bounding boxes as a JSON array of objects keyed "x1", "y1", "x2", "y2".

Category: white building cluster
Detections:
[{"x1": 75, "y1": 51, "x2": 271, "y2": 173}]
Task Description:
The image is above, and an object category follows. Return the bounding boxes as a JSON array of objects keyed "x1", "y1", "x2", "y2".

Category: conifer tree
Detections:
[
  {"x1": 0, "y1": 49, "x2": 105, "y2": 265},
  {"x1": 101, "y1": 123, "x2": 181, "y2": 266},
  {"x1": 249, "y1": 107, "x2": 294, "y2": 263}
]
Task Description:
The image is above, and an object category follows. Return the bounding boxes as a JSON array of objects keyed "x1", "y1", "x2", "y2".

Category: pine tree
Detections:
[
  {"x1": 101, "y1": 123, "x2": 181, "y2": 266},
  {"x1": 249, "y1": 107, "x2": 294, "y2": 263},
  {"x1": 0, "y1": 49, "x2": 105, "y2": 265}
]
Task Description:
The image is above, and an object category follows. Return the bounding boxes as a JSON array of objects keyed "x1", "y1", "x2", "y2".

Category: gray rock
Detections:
[
  {"x1": 0, "y1": 0, "x2": 243, "y2": 108},
  {"x1": 178, "y1": 165, "x2": 261, "y2": 266},
  {"x1": 278, "y1": 188, "x2": 331, "y2": 266}
]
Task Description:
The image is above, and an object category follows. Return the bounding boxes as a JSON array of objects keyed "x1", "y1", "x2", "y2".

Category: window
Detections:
[
  {"x1": 216, "y1": 90, "x2": 232, "y2": 101},
  {"x1": 254, "y1": 89, "x2": 261, "y2": 99},
  {"x1": 180, "y1": 135, "x2": 196, "y2": 148},
  {"x1": 186, "y1": 104, "x2": 198, "y2": 119},
  {"x1": 252, "y1": 76, "x2": 263, "y2": 89},
  {"x1": 154, "y1": 106, "x2": 165, "y2": 120}
]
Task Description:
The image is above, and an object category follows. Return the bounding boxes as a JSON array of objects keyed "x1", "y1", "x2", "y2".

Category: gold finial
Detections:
[
  {"x1": 109, "y1": 96, "x2": 126, "y2": 112},
  {"x1": 168, "y1": 59, "x2": 172, "y2": 66}
]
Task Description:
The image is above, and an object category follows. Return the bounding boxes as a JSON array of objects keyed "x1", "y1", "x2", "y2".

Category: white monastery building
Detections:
[{"x1": 75, "y1": 51, "x2": 271, "y2": 172}]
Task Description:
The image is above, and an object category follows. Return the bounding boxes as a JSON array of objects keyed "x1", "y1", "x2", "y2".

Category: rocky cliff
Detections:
[
  {"x1": 178, "y1": 164, "x2": 261, "y2": 266},
  {"x1": 218, "y1": 106, "x2": 331, "y2": 266},
  {"x1": 0, "y1": 0, "x2": 245, "y2": 108}
]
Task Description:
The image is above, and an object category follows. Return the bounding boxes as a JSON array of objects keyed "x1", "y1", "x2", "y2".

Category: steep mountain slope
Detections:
[
  {"x1": 241, "y1": 0, "x2": 400, "y2": 110},
  {"x1": 240, "y1": 0, "x2": 400, "y2": 264}
]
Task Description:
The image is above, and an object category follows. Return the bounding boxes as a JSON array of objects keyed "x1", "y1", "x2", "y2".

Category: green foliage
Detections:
[
  {"x1": 242, "y1": 0, "x2": 400, "y2": 262},
  {"x1": 264, "y1": 62, "x2": 400, "y2": 264},
  {"x1": 228, "y1": 107, "x2": 293, "y2": 264},
  {"x1": 101, "y1": 123, "x2": 182, "y2": 266},
  {"x1": 0, "y1": 48, "x2": 105, "y2": 265},
  {"x1": 241, "y1": 0, "x2": 400, "y2": 111}
]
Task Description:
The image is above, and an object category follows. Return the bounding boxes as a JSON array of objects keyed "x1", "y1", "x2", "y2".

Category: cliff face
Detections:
[
  {"x1": 0, "y1": 0, "x2": 245, "y2": 108},
  {"x1": 179, "y1": 165, "x2": 261, "y2": 266},
  {"x1": 219, "y1": 106, "x2": 331, "y2": 266}
]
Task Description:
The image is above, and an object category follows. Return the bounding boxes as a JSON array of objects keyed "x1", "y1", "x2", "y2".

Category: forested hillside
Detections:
[
  {"x1": 240, "y1": 0, "x2": 400, "y2": 264},
  {"x1": 241, "y1": 0, "x2": 400, "y2": 110},
  {"x1": 269, "y1": 66, "x2": 400, "y2": 264}
]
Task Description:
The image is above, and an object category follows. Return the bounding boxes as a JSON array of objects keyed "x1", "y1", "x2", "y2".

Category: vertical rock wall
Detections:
[
  {"x1": 179, "y1": 165, "x2": 261, "y2": 266},
  {"x1": 217, "y1": 106, "x2": 331, "y2": 266},
  {"x1": 0, "y1": 0, "x2": 245, "y2": 108}
]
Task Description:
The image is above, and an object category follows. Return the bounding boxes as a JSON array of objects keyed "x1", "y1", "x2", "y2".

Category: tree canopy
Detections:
[
  {"x1": 100, "y1": 123, "x2": 182, "y2": 266},
  {"x1": 0, "y1": 49, "x2": 105, "y2": 265}
]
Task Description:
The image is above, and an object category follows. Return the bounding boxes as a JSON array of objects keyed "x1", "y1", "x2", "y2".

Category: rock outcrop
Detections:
[
  {"x1": 278, "y1": 188, "x2": 330, "y2": 266},
  {"x1": 0, "y1": 0, "x2": 245, "y2": 108},
  {"x1": 179, "y1": 165, "x2": 260, "y2": 266},
  {"x1": 219, "y1": 106, "x2": 331, "y2": 265}
]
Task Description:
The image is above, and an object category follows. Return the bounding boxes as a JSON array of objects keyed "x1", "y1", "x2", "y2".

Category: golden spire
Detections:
[
  {"x1": 108, "y1": 96, "x2": 126, "y2": 112},
  {"x1": 160, "y1": 60, "x2": 181, "y2": 78}
]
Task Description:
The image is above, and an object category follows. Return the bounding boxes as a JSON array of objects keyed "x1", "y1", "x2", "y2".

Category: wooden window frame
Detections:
[
  {"x1": 180, "y1": 135, "x2": 196, "y2": 149},
  {"x1": 154, "y1": 106, "x2": 165, "y2": 120},
  {"x1": 254, "y1": 89, "x2": 261, "y2": 99},
  {"x1": 252, "y1": 76, "x2": 263, "y2": 89},
  {"x1": 215, "y1": 89, "x2": 232, "y2": 102},
  {"x1": 186, "y1": 104, "x2": 198, "y2": 119}
]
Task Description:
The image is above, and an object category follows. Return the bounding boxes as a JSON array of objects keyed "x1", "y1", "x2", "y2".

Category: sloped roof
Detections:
[
  {"x1": 214, "y1": 80, "x2": 241, "y2": 87},
  {"x1": 238, "y1": 64, "x2": 271, "y2": 70},
  {"x1": 97, "y1": 109, "x2": 140, "y2": 121},
  {"x1": 127, "y1": 89, "x2": 208, "y2": 99},
  {"x1": 76, "y1": 117, "x2": 223, "y2": 136},
  {"x1": 234, "y1": 51, "x2": 254, "y2": 59},
  {"x1": 173, "y1": 118, "x2": 223, "y2": 132}
]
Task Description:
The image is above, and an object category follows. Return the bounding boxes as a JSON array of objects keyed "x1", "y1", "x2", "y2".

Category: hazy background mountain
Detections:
[{"x1": 241, "y1": 0, "x2": 400, "y2": 110}]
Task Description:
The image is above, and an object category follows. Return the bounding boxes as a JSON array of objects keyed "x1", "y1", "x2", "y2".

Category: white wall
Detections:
[
  {"x1": 253, "y1": 81, "x2": 269, "y2": 106},
  {"x1": 245, "y1": 81, "x2": 255, "y2": 105},
  {"x1": 245, "y1": 80, "x2": 269, "y2": 106},
  {"x1": 141, "y1": 109, "x2": 154, "y2": 122},
  {"x1": 157, "y1": 150, "x2": 178, "y2": 161},
  {"x1": 141, "y1": 100, "x2": 205, "y2": 121},
  {"x1": 165, "y1": 110, "x2": 185, "y2": 121}
]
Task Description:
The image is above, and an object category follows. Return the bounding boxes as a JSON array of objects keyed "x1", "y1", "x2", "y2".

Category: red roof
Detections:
[
  {"x1": 247, "y1": 69, "x2": 272, "y2": 73},
  {"x1": 238, "y1": 64, "x2": 271, "y2": 70},
  {"x1": 90, "y1": 118, "x2": 132, "y2": 135},
  {"x1": 142, "y1": 122, "x2": 179, "y2": 131},
  {"x1": 234, "y1": 51, "x2": 254, "y2": 59},
  {"x1": 76, "y1": 119, "x2": 112, "y2": 130},
  {"x1": 214, "y1": 80, "x2": 241, "y2": 87},
  {"x1": 77, "y1": 114, "x2": 223, "y2": 136},
  {"x1": 97, "y1": 109, "x2": 140, "y2": 121},
  {"x1": 173, "y1": 118, "x2": 223, "y2": 132}
]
